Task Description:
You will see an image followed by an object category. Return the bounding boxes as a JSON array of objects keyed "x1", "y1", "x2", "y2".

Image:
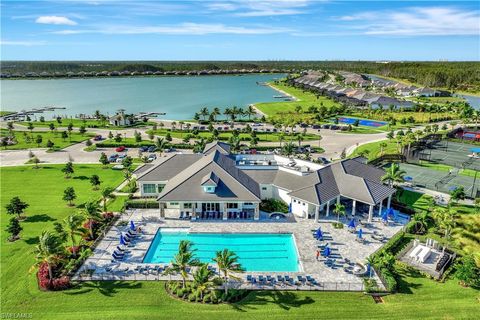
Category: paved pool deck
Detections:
[{"x1": 75, "y1": 210, "x2": 405, "y2": 291}]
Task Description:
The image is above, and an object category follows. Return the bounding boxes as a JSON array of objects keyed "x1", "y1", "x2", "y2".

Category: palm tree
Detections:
[
  {"x1": 100, "y1": 187, "x2": 115, "y2": 213},
  {"x1": 155, "y1": 137, "x2": 167, "y2": 157},
  {"x1": 333, "y1": 203, "x2": 346, "y2": 222},
  {"x1": 432, "y1": 207, "x2": 456, "y2": 239},
  {"x1": 193, "y1": 138, "x2": 207, "y2": 153},
  {"x1": 245, "y1": 105, "x2": 256, "y2": 120},
  {"x1": 165, "y1": 240, "x2": 201, "y2": 288},
  {"x1": 211, "y1": 107, "x2": 221, "y2": 122},
  {"x1": 54, "y1": 214, "x2": 86, "y2": 257},
  {"x1": 83, "y1": 201, "x2": 102, "y2": 240},
  {"x1": 379, "y1": 141, "x2": 387, "y2": 156},
  {"x1": 410, "y1": 211, "x2": 429, "y2": 234},
  {"x1": 296, "y1": 134, "x2": 304, "y2": 147},
  {"x1": 192, "y1": 264, "x2": 216, "y2": 300},
  {"x1": 33, "y1": 231, "x2": 65, "y2": 284},
  {"x1": 282, "y1": 141, "x2": 296, "y2": 156},
  {"x1": 381, "y1": 163, "x2": 406, "y2": 188},
  {"x1": 213, "y1": 249, "x2": 244, "y2": 295},
  {"x1": 199, "y1": 107, "x2": 209, "y2": 121}
]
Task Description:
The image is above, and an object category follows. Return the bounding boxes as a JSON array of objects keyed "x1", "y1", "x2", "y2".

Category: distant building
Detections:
[{"x1": 109, "y1": 109, "x2": 133, "y2": 126}]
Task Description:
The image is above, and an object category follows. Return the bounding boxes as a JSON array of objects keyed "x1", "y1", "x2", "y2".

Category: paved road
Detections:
[{"x1": 0, "y1": 120, "x2": 456, "y2": 166}]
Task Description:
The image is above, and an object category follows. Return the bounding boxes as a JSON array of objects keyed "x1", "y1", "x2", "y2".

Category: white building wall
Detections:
[
  {"x1": 273, "y1": 186, "x2": 292, "y2": 205},
  {"x1": 259, "y1": 184, "x2": 273, "y2": 199}
]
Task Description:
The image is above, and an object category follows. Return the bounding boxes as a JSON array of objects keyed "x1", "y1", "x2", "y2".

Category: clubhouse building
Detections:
[{"x1": 135, "y1": 142, "x2": 395, "y2": 222}]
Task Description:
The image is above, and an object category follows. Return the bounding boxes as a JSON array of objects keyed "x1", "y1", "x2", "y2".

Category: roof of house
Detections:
[
  {"x1": 157, "y1": 151, "x2": 261, "y2": 202},
  {"x1": 203, "y1": 141, "x2": 231, "y2": 155},
  {"x1": 136, "y1": 154, "x2": 203, "y2": 181}
]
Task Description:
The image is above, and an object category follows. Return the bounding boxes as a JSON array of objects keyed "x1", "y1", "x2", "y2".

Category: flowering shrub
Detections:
[{"x1": 37, "y1": 262, "x2": 71, "y2": 291}]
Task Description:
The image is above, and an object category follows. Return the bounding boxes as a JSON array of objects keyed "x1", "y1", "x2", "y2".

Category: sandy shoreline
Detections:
[{"x1": 250, "y1": 82, "x2": 299, "y2": 117}]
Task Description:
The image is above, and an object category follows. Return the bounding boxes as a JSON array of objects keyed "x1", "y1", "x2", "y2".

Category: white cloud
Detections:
[
  {"x1": 35, "y1": 16, "x2": 77, "y2": 26},
  {"x1": 52, "y1": 23, "x2": 292, "y2": 35},
  {"x1": 1, "y1": 40, "x2": 47, "y2": 46},
  {"x1": 206, "y1": 0, "x2": 313, "y2": 17},
  {"x1": 336, "y1": 7, "x2": 480, "y2": 36}
]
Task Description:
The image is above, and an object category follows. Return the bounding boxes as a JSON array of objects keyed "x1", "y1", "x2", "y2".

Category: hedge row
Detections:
[
  {"x1": 96, "y1": 142, "x2": 193, "y2": 149},
  {"x1": 125, "y1": 200, "x2": 159, "y2": 209}
]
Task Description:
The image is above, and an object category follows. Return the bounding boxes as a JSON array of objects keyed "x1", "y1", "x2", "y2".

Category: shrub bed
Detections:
[
  {"x1": 125, "y1": 200, "x2": 159, "y2": 209},
  {"x1": 260, "y1": 198, "x2": 289, "y2": 213},
  {"x1": 165, "y1": 281, "x2": 249, "y2": 304}
]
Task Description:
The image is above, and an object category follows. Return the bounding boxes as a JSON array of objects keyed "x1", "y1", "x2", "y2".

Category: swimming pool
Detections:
[
  {"x1": 337, "y1": 117, "x2": 387, "y2": 127},
  {"x1": 143, "y1": 229, "x2": 300, "y2": 272}
]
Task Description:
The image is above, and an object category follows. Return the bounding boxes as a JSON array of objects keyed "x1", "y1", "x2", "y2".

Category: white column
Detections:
[
  {"x1": 387, "y1": 195, "x2": 392, "y2": 209},
  {"x1": 222, "y1": 203, "x2": 228, "y2": 220},
  {"x1": 368, "y1": 205, "x2": 373, "y2": 222},
  {"x1": 314, "y1": 206, "x2": 319, "y2": 222},
  {"x1": 352, "y1": 200, "x2": 357, "y2": 216},
  {"x1": 326, "y1": 200, "x2": 330, "y2": 217},
  {"x1": 337, "y1": 195, "x2": 341, "y2": 205},
  {"x1": 379, "y1": 200, "x2": 383, "y2": 217},
  {"x1": 254, "y1": 203, "x2": 260, "y2": 220},
  {"x1": 160, "y1": 202, "x2": 165, "y2": 220}
]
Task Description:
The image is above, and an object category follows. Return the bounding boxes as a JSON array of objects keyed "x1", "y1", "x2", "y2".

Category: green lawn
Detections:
[
  {"x1": 106, "y1": 195, "x2": 129, "y2": 212},
  {"x1": 1, "y1": 165, "x2": 479, "y2": 319},
  {"x1": 350, "y1": 139, "x2": 399, "y2": 160},
  {"x1": 18, "y1": 119, "x2": 154, "y2": 130},
  {"x1": 146, "y1": 129, "x2": 320, "y2": 143},
  {"x1": 255, "y1": 82, "x2": 340, "y2": 117},
  {"x1": 0, "y1": 164, "x2": 127, "y2": 319},
  {"x1": 1, "y1": 129, "x2": 94, "y2": 150}
]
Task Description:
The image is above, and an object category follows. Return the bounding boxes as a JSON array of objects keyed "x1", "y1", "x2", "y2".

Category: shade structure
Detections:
[
  {"x1": 315, "y1": 228, "x2": 323, "y2": 240},
  {"x1": 120, "y1": 235, "x2": 126, "y2": 246},
  {"x1": 358, "y1": 228, "x2": 363, "y2": 239},
  {"x1": 404, "y1": 176, "x2": 413, "y2": 182},
  {"x1": 348, "y1": 219, "x2": 356, "y2": 229},
  {"x1": 386, "y1": 207, "x2": 395, "y2": 216},
  {"x1": 130, "y1": 220, "x2": 136, "y2": 231},
  {"x1": 366, "y1": 263, "x2": 371, "y2": 277},
  {"x1": 323, "y1": 246, "x2": 331, "y2": 257}
]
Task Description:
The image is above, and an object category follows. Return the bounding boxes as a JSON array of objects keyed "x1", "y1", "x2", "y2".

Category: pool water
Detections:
[
  {"x1": 143, "y1": 230, "x2": 300, "y2": 272},
  {"x1": 337, "y1": 117, "x2": 387, "y2": 127}
]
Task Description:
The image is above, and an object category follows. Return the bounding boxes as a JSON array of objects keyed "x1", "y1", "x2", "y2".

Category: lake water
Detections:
[{"x1": 0, "y1": 74, "x2": 284, "y2": 120}]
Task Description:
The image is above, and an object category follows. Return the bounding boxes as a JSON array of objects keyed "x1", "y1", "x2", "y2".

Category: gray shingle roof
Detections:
[
  {"x1": 203, "y1": 141, "x2": 231, "y2": 155},
  {"x1": 157, "y1": 151, "x2": 261, "y2": 202},
  {"x1": 136, "y1": 154, "x2": 203, "y2": 182}
]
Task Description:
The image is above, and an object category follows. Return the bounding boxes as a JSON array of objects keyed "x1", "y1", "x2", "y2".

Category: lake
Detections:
[{"x1": 0, "y1": 74, "x2": 285, "y2": 120}]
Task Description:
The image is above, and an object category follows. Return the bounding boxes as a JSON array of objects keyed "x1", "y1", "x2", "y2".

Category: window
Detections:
[
  {"x1": 143, "y1": 184, "x2": 156, "y2": 194},
  {"x1": 203, "y1": 186, "x2": 215, "y2": 193},
  {"x1": 183, "y1": 203, "x2": 192, "y2": 209},
  {"x1": 169, "y1": 202, "x2": 179, "y2": 206},
  {"x1": 244, "y1": 202, "x2": 253, "y2": 205},
  {"x1": 227, "y1": 203, "x2": 238, "y2": 209},
  {"x1": 157, "y1": 184, "x2": 165, "y2": 193},
  {"x1": 261, "y1": 187, "x2": 267, "y2": 191}
]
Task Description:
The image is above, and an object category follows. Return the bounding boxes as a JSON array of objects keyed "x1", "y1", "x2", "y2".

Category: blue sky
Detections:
[{"x1": 1, "y1": 0, "x2": 479, "y2": 61}]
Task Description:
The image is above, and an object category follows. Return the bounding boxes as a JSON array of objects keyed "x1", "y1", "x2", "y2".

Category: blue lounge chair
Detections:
[
  {"x1": 285, "y1": 275, "x2": 294, "y2": 285},
  {"x1": 297, "y1": 275, "x2": 306, "y2": 284},
  {"x1": 277, "y1": 275, "x2": 285, "y2": 283},
  {"x1": 259, "y1": 275, "x2": 266, "y2": 284},
  {"x1": 112, "y1": 253, "x2": 124, "y2": 260}
]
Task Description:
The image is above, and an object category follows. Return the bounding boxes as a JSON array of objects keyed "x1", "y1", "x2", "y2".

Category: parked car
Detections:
[
  {"x1": 108, "y1": 154, "x2": 119, "y2": 162},
  {"x1": 312, "y1": 125, "x2": 321, "y2": 129},
  {"x1": 217, "y1": 126, "x2": 223, "y2": 130},
  {"x1": 139, "y1": 146, "x2": 149, "y2": 152},
  {"x1": 147, "y1": 146, "x2": 157, "y2": 152},
  {"x1": 115, "y1": 146, "x2": 126, "y2": 152},
  {"x1": 93, "y1": 135, "x2": 103, "y2": 141},
  {"x1": 322, "y1": 124, "x2": 331, "y2": 129},
  {"x1": 317, "y1": 157, "x2": 331, "y2": 165},
  {"x1": 300, "y1": 123, "x2": 308, "y2": 128},
  {"x1": 147, "y1": 154, "x2": 157, "y2": 162},
  {"x1": 165, "y1": 148, "x2": 177, "y2": 153},
  {"x1": 118, "y1": 154, "x2": 127, "y2": 159},
  {"x1": 252, "y1": 122, "x2": 262, "y2": 127},
  {"x1": 199, "y1": 126, "x2": 205, "y2": 130},
  {"x1": 330, "y1": 125, "x2": 340, "y2": 130}
]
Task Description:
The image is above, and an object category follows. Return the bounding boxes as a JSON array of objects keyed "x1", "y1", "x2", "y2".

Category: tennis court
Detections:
[
  {"x1": 398, "y1": 163, "x2": 479, "y2": 197},
  {"x1": 418, "y1": 141, "x2": 480, "y2": 171}
]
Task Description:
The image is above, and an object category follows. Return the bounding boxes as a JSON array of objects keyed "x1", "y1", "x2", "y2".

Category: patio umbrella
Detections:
[
  {"x1": 323, "y1": 246, "x2": 330, "y2": 257},
  {"x1": 358, "y1": 228, "x2": 363, "y2": 239},
  {"x1": 366, "y1": 263, "x2": 372, "y2": 277},
  {"x1": 348, "y1": 218, "x2": 356, "y2": 229},
  {"x1": 315, "y1": 228, "x2": 323, "y2": 240},
  {"x1": 120, "y1": 235, "x2": 126, "y2": 246},
  {"x1": 130, "y1": 220, "x2": 136, "y2": 231},
  {"x1": 381, "y1": 210, "x2": 388, "y2": 222}
]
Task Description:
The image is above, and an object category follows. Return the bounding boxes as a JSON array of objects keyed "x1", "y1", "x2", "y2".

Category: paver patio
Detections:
[{"x1": 76, "y1": 209, "x2": 405, "y2": 291}]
